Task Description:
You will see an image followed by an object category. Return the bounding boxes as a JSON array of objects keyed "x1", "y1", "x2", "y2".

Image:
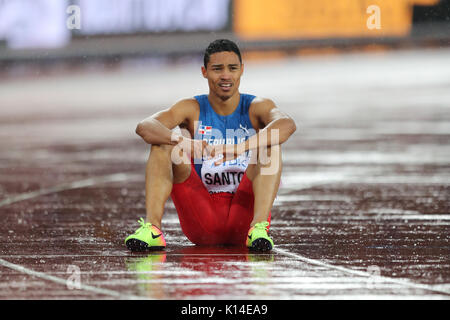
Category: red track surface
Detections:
[{"x1": 0, "y1": 49, "x2": 449, "y2": 299}]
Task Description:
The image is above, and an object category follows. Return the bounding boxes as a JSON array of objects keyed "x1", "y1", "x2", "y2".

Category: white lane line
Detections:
[
  {"x1": 274, "y1": 247, "x2": 450, "y2": 296},
  {"x1": 1, "y1": 173, "x2": 448, "y2": 298},
  {"x1": 0, "y1": 258, "x2": 144, "y2": 300},
  {"x1": 0, "y1": 172, "x2": 145, "y2": 299},
  {"x1": 0, "y1": 173, "x2": 140, "y2": 208}
]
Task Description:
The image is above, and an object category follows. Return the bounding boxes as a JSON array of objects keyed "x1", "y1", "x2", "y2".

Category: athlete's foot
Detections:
[
  {"x1": 246, "y1": 221, "x2": 274, "y2": 252},
  {"x1": 125, "y1": 218, "x2": 166, "y2": 252}
]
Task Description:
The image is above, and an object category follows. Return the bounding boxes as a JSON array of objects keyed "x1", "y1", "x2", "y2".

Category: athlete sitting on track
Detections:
[{"x1": 125, "y1": 39, "x2": 297, "y2": 252}]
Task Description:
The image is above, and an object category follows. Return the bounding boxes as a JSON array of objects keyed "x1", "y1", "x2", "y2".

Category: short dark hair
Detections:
[{"x1": 203, "y1": 39, "x2": 242, "y2": 68}]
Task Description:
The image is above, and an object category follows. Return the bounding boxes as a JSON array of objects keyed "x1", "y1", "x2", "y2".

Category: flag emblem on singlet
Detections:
[{"x1": 198, "y1": 125, "x2": 212, "y2": 135}]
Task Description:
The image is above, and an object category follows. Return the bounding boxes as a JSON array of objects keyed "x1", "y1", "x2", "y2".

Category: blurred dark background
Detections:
[{"x1": 0, "y1": 0, "x2": 449, "y2": 68}]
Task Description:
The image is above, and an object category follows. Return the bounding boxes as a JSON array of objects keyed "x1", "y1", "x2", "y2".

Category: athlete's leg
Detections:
[
  {"x1": 145, "y1": 137, "x2": 191, "y2": 229},
  {"x1": 225, "y1": 173, "x2": 258, "y2": 245},
  {"x1": 171, "y1": 163, "x2": 230, "y2": 245},
  {"x1": 245, "y1": 144, "x2": 282, "y2": 227},
  {"x1": 224, "y1": 145, "x2": 280, "y2": 245},
  {"x1": 125, "y1": 133, "x2": 193, "y2": 251}
]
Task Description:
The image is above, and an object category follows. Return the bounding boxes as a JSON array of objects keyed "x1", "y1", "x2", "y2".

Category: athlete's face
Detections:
[{"x1": 202, "y1": 51, "x2": 243, "y2": 101}]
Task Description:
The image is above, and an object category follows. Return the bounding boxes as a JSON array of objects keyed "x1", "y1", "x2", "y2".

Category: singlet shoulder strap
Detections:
[
  {"x1": 194, "y1": 94, "x2": 210, "y2": 123},
  {"x1": 239, "y1": 94, "x2": 256, "y2": 115}
]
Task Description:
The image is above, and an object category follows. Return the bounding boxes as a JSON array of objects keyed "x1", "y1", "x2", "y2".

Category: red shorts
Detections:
[{"x1": 170, "y1": 163, "x2": 270, "y2": 246}]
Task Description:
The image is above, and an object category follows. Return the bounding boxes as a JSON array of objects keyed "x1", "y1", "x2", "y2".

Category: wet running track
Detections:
[{"x1": 0, "y1": 48, "x2": 449, "y2": 300}]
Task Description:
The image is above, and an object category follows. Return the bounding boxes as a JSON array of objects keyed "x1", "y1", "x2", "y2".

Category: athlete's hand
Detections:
[
  {"x1": 210, "y1": 142, "x2": 246, "y2": 166},
  {"x1": 178, "y1": 136, "x2": 212, "y2": 159}
]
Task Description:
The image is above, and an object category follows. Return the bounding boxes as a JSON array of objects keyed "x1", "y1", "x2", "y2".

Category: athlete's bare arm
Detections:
[
  {"x1": 245, "y1": 97, "x2": 296, "y2": 150},
  {"x1": 213, "y1": 97, "x2": 296, "y2": 165},
  {"x1": 135, "y1": 98, "x2": 212, "y2": 158},
  {"x1": 135, "y1": 98, "x2": 198, "y2": 144}
]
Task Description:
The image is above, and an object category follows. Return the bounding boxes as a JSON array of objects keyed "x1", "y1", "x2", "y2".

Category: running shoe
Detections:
[
  {"x1": 246, "y1": 221, "x2": 274, "y2": 252},
  {"x1": 125, "y1": 218, "x2": 166, "y2": 251}
]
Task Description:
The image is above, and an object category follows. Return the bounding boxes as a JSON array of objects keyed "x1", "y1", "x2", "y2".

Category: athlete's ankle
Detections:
[
  {"x1": 250, "y1": 219, "x2": 268, "y2": 228},
  {"x1": 146, "y1": 217, "x2": 162, "y2": 230}
]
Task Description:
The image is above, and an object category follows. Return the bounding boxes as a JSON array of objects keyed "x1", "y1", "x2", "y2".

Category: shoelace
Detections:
[
  {"x1": 253, "y1": 221, "x2": 269, "y2": 231},
  {"x1": 135, "y1": 217, "x2": 151, "y2": 234}
]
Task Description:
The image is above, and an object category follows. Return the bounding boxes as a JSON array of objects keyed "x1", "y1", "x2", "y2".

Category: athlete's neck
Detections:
[{"x1": 207, "y1": 91, "x2": 241, "y2": 116}]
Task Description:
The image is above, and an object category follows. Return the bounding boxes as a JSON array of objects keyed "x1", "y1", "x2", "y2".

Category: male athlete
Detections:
[{"x1": 125, "y1": 39, "x2": 296, "y2": 252}]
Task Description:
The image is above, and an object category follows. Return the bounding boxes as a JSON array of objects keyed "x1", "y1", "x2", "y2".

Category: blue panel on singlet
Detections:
[{"x1": 193, "y1": 93, "x2": 256, "y2": 193}]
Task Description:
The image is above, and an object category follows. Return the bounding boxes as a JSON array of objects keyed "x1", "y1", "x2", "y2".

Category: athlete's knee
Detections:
[
  {"x1": 261, "y1": 145, "x2": 282, "y2": 176},
  {"x1": 262, "y1": 144, "x2": 281, "y2": 159},
  {"x1": 149, "y1": 143, "x2": 188, "y2": 166},
  {"x1": 150, "y1": 143, "x2": 173, "y2": 154},
  {"x1": 253, "y1": 145, "x2": 282, "y2": 172},
  {"x1": 148, "y1": 144, "x2": 173, "y2": 165}
]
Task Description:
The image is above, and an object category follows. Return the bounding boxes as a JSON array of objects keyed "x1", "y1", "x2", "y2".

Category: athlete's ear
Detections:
[{"x1": 201, "y1": 66, "x2": 207, "y2": 78}]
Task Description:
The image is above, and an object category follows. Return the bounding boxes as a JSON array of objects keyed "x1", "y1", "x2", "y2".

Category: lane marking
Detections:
[
  {"x1": 1, "y1": 173, "x2": 448, "y2": 298},
  {"x1": 0, "y1": 172, "x2": 145, "y2": 299},
  {"x1": 0, "y1": 258, "x2": 144, "y2": 299},
  {"x1": 0, "y1": 173, "x2": 140, "y2": 208},
  {"x1": 273, "y1": 247, "x2": 450, "y2": 296}
]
